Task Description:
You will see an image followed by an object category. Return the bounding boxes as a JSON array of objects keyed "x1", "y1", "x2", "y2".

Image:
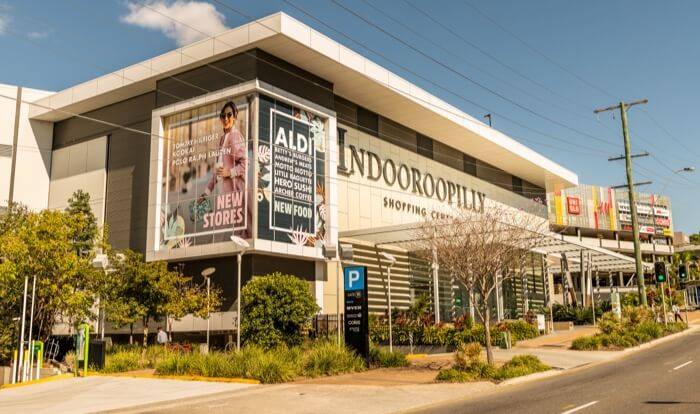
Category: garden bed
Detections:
[
  {"x1": 435, "y1": 343, "x2": 550, "y2": 383},
  {"x1": 571, "y1": 306, "x2": 687, "y2": 351},
  {"x1": 94, "y1": 341, "x2": 409, "y2": 384}
]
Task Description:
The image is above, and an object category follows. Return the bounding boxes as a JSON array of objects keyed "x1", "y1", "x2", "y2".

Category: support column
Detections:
[
  {"x1": 432, "y1": 247, "x2": 440, "y2": 324},
  {"x1": 580, "y1": 250, "x2": 586, "y2": 306}
]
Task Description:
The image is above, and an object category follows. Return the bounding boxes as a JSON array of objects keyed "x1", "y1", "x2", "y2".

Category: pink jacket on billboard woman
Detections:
[{"x1": 205, "y1": 127, "x2": 248, "y2": 196}]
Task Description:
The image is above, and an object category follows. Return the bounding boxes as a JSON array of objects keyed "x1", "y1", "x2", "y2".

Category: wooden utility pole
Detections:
[{"x1": 595, "y1": 99, "x2": 648, "y2": 306}]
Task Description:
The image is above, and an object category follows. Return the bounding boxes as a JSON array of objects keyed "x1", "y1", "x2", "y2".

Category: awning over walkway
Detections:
[{"x1": 340, "y1": 222, "x2": 651, "y2": 274}]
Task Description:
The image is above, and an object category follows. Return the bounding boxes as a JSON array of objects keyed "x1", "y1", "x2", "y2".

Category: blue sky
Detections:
[{"x1": 1, "y1": 0, "x2": 699, "y2": 232}]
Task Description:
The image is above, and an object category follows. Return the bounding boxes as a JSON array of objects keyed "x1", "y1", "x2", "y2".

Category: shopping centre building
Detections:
[
  {"x1": 547, "y1": 184, "x2": 674, "y2": 304},
  {"x1": 1, "y1": 13, "x2": 649, "y2": 338}
]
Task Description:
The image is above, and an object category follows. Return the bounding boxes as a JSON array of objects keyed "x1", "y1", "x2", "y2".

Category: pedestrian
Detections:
[
  {"x1": 672, "y1": 304, "x2": 683, "y2": 322},
  {"x1": 156, "y1": 327, "x2": 169, "y2": 345}
]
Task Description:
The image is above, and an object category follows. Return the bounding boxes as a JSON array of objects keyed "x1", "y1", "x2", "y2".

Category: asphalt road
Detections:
[{"x1": 413, "y1": 329, "x2": 700, "y2": 414}]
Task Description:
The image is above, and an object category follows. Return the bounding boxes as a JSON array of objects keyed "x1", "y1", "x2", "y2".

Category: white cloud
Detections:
[
  {"x1": 27, "y1": 31, "x2": 49, "y2": 39},
  {"x1": 121, "y1": 1, "x2": 227, "y2": 46},
  {"x1": 0, "y1": 5, "x2": 9, "y2": 35}
]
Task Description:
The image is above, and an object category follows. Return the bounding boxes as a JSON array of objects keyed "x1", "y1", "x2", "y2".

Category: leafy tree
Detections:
[
  {"x1": 65, "y1": 190, "x2": 99, "y2": 256},
  {"x1": 689, "y1": 233, "x2": 700, "y2": 244},
  {"x1": 0, "y1": 203, "x2": 100, "y2": 363},
  {"x1": 102, "y1": 250, "x2": 218, "y2": 350},
  {"x1": 241, "y1": 272, "x2": 319, "y2": 348}
]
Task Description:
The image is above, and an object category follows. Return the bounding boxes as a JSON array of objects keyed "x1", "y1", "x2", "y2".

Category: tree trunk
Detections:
[
  {"x1": 142, "y1": 318, "x2": 149, "y2": 352},
  {"x1": 129, "y1": 324, "x2": 134, "y2": 345},
  {"x1": 484, "y1": 305, "x2": 494, "y2": 365}
]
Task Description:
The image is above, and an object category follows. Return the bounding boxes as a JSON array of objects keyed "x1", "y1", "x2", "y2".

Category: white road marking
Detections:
[
  {"x1": 673, "y1": 360, "x2": 693, "y2": 370},
  {"x1": 561, "y1": 401, "x2": 599, "y2": 414}
]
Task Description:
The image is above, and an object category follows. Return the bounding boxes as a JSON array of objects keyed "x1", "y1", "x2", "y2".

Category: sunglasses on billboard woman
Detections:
[{"x1": 219, "y1": 101, "x2": 238, "y2": 120}]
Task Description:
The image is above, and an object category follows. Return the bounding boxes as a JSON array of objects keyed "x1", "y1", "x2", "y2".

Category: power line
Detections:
[
  {"x1": 269, "y1": 0, "x2": 623, "y2": 156},
  {"x1": 327, "y1": 0, "x2": 618, "y2": 148},
  {"x1": 355, "y1": 0, "x2": 616, "y2": 137},
  {"x1": 460, "y1": 0, "x2": 619, "y2": 102},
  {"x1": 641, "y1": 109, "x2": 700, "y2": 159},
  {"x1": 459, "y1": 0, "x2": 699, "y2": 170}
]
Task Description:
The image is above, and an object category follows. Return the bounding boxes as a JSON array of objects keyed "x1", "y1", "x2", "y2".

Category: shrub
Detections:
[
  {"x1": 635, "y1": 321, "x2": 663, "y2": 340},
  {"x1": 571, "y1": 335, "x2": 600, "y2": 351},
  {"x1": 664, "y1": 322, "x2": 687, "y2": 335},
  {"x1": 303, "y1": 341, "x2": 365, "y2": 377},
  {"x1": 64, "y1": 351, "x2": 75, "y2": 369},
  {"x1": 369, "y1": 347, "x2": 409, "y2": 368},
  {"x1": 241, "y1": 272, "x2": 320, "y2": 348},
  {"x1": 247, "y1": 349, "x2": 299, "y2": 383},
  {"x1": 436, "y1": 368, "x2": 475, "y2": 383},
  {"x1": 102, "y1": 348, "x2": 142, "y2": 373},
  {"x1": 598, "y1": 312, "x2": 623, "y2": 335},
  {"x1": 623, "y1": 306, "x2": 653, "y2": 327},
  {"x1": 155, "y1": 346, "x2": 299, "y2": 383},
  {"x1": 155, "y1": 352, "x2": 195, "y2": 376},
  {"x1": 454, "y1": 342, "x2": 482, "y2": 371},
  {"x1": 155, "y1": 341, "x2": 366, "y2": 384},
  {"x1": 494, "y1": 355, "x2": 549, "y2": 380},
  {"x1": 496, "y1": 320, "x2": 539, "y2": 341}
]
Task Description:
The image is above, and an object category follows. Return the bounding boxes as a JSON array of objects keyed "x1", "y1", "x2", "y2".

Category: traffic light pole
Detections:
[
  {"x1": 660, "y1": 282, "x2": 668, "y2": 327},
  {"x1": 595, "y1": 99, "x2": 648, "y2": 306}
]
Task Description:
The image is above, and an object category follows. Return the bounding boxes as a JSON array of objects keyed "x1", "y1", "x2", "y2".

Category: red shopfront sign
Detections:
[{"x1": 566, "y1": 196, "x2": 581, "y2": 215}]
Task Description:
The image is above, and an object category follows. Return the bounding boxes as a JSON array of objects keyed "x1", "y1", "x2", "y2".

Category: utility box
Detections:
[{"x1": 89, "y1": 340, "x2": 106, "y2": 370}]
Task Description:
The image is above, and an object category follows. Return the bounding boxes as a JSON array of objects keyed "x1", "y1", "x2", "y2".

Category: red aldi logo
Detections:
[{"x1": 566, "y1": 196, "x2": 581, "y2": 215}]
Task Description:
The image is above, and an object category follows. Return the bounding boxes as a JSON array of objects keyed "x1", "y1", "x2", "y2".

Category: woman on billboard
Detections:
[{"x1": 198, "y1": 101, "x2": 249, "y2": 236}]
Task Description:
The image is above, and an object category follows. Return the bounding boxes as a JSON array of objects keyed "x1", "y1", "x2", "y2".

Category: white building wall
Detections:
[{"x1": 0, "y1": 84, "x2": 54, "y2": 210}]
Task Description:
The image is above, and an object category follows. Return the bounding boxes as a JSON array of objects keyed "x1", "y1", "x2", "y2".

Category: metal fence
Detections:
[{"x1": 310, "y1": 314, "x2": 344, "y2": 339}]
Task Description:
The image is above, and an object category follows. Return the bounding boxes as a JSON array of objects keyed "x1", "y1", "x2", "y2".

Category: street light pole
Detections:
[
  {"x1": 17, "y1": 275, "x2": 28, "y2": 383},
  {"x1": 380, "y1": 252, "x2": 396, "y2": 353},
  {"x1": 27, "y1": 275, "x2": 36, "y2": 382},
  {"x1": 230, "y1": 236, "x2": 250, "y2": 352},
  {"x1": 201, "y1": 267, "x2": 216, "y2": 354}
]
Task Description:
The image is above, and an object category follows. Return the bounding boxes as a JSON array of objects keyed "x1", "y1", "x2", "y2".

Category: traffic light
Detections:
[
  {"x1": 679, "y1": 263, "x2": 688, "y2": 280},
  {"x1": 654, "y1": 261, "x2": 667, "y2": 284}
]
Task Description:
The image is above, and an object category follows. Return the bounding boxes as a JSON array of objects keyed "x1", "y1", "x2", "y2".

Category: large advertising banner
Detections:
[
  {"x1": 257, "y1": 94, "x2": 327, "y2": 246},
  {"x1": 159, "y1": 97, "x2": 251, "y2": 250}
]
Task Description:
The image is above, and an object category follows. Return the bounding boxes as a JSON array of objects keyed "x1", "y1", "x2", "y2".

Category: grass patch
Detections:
[
  {"x1": 153, "y1": 341, "x2": 365, "y2": 384},
  {"x1": 435, "y1": 342, "x2": 549, "y2": 383},
  {"x1": 435, "y1": 368, "x2": 475, "y2": 382},
  {"x1": 369, "y1": 347, "x2": 409, "y2": 368},
  {"x1": 493, "y1": 355, "x2": 549, "y2": 380},
  {"x1": 304, "y1": 341, "x2": 365, "y2": 377}
]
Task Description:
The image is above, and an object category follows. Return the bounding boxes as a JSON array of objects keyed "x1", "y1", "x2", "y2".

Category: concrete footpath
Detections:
[{"x1": 0, "y1": 376, "x2": 255, "y2": 414}]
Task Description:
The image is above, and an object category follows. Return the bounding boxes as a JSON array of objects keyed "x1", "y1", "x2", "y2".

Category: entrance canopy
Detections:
[{"x1": 340, "y1": 222, "x2": 651, "y2": 274}]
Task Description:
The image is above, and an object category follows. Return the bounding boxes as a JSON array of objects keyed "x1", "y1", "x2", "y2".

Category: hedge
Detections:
[{"x1": 370, "y1": 319, "x2": 539, "y2": 348}]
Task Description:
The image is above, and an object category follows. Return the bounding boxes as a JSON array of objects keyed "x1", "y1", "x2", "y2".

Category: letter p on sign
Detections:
[{"x1": 344, "y1": 266, "x2": 365, "y2": 291}]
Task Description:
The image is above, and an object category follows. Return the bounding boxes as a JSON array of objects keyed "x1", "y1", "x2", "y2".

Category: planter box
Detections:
[
  {"x1": 0, "y1": 366, "x2": 11, "y2": 385},
  {"x1": 553, "y1": 321, "x2": 574, "y2": 331},
  {"x1": 387, "y1": 345, "x2": 451, "y2": 355}
]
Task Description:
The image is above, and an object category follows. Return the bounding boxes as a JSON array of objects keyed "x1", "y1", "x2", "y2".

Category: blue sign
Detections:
[{"x1": 344, "y1": 266, "x2": 365, "y2": 291}]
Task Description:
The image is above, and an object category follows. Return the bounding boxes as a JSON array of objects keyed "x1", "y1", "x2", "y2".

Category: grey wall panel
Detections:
[
  {"x1": 106, "y1": 118, "x2": 151, "y2": 252},
  {"x1": 156, "y1": 49, "x2": 334, "y2": 110},
  {"x1": 53, "y1": 93, "x2": 155, "y2": 150},
  {"x1": 53, "y1": 93, "x2": 156, "y2": 254},
  {"x1": 156, "y1": 52, "x2": 256, "y2": 107}
]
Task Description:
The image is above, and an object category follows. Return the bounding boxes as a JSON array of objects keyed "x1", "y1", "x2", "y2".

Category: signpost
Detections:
[
  {"x1": 343, "y1": 266, "x2": 369, "y2": 364},
  {"x1": 75, "y1": 324, "x2": 90, "y2": 377}
]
